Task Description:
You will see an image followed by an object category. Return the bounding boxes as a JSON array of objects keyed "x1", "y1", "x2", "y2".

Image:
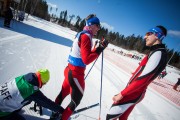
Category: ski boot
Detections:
[{"x1": 49, "y1": 111, "x2": 62, "y2": 120}]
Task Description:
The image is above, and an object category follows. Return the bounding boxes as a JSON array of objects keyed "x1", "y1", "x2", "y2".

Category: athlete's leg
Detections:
[
  {"x1": 107, "y1": 92, "x2": 145, "y2": 120},
  {"x1": 106, "y1": 93, "x2": 144, "y2": 120},
  {"x1": 50, "y1": 67, "x2": 71, "y2": 119},
  {"x1": 106, "y1": 101, "x2": 134, "y2": 120},
  {"x1": 55, "y1": 67, "x2": 70, "y2": 105},
  {"x1": 118, "y1": 104, "x2": 135, "y2": 120},
  {"x1": 61, "y1": 69, "x2": 85, "y2": 120}
]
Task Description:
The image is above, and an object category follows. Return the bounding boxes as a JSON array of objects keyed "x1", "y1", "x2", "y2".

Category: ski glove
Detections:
[{"x1": 95, "y1": 38, "x2": 109, "y2": 54}]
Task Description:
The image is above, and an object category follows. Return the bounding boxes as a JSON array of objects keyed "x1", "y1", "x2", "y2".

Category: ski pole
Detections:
[
  {"x1": 98, "y1": 51, "x2": 103, "y2": 120},
  {"x1": 85, "y1": 57, "x2": 98, "y2": 80},
  {"x1": 73, "y1": 103, "x2": 99, "y2": 114},
  {"x1": 85, "y1": 36, "x2": 105, "y2": 80}
]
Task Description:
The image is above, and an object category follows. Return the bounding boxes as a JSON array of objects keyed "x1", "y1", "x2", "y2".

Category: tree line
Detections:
[{"x1": 14, "y1": 0, "x2": 180, "y2": 69}]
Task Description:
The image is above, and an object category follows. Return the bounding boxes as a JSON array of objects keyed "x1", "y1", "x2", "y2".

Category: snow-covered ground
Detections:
[{"x1": 0, "y1": 16, "x2": 180, "y2": 120}]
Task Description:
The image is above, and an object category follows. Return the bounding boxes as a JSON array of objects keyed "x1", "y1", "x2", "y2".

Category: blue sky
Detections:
[{"x1": 46, "y1": 0, "x2": 180, "y2": 52}]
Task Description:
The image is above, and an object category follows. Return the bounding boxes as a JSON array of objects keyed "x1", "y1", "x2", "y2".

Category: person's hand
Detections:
[
  {"x1": 95, "y1": 38, "x2": 109, "y2": 54},
  {"x1": 99, "y1": 38, "x2": 109, "y2": 49},
  {"x1": 113, "y1": 93, "x2": 123, "y2": 103}
]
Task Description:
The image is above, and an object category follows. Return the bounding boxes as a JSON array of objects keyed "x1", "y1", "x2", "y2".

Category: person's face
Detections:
[
  {"x1": 90, "y1": 24, "x2": 100, "y2": 36},
  {"x1": 144, "y1": 32, "x2": 159, "y2": 46}
]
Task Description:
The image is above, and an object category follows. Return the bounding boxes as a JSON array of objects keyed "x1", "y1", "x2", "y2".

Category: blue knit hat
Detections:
[
  {"x1": 148, "y1": 27, "x2": 165, "y2": 40},
  {"x1": 86, "y1": 16, "x2": 100, "y2": 26}
]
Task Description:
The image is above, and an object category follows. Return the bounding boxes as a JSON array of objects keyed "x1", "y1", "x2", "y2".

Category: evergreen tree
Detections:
[
  {"x1": 79, "y1": 19, "x2": 85, "y2": 31},
  {"x1": 74, "y1": 15, "x2": 81, "y2": 31},
  {"x1": 62, "y1": 10, "x2": 67, "y2": 26},
  {"x1": 14, "y1": 1, "x2": 180, "y2": 68},
  {"x1": 68, "y1": 14, "x2": 75, "y2": 27},
  {"x1": 58, "y1": 11, "x2": 64, "y2": 24}
]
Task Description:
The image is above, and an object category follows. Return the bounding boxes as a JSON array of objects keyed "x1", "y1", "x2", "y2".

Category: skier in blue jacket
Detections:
[{"x1": 0, "y1": 69, "x2": 64, "y2": 120}]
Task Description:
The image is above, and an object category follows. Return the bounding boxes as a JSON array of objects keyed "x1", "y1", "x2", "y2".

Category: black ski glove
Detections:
[{"x1": 95, "y1": 38, "x2": 109, "y2": 54}]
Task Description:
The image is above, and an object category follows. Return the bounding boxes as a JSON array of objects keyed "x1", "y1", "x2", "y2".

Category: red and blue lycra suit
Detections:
[
  {"x1": 55, "y1": 30, "x2": 101, "y2": 120},
  {"x1": 106, "y1": 44, "x2": 167, "y2": 120}
]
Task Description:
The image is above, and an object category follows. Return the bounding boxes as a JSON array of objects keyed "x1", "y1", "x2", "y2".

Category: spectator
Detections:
[
  {"x1": 18, "y1": 11, "x2": 25, "y2": 21},
  {"x1": 157, "y1": 69, "x2": 167, "y2": 80},
  {"x1": 4, "y1": 7, "x2": 13, "y2": 28},
  {"x1": 173, "y1": 78, "x2": 180, "y2": 91}
]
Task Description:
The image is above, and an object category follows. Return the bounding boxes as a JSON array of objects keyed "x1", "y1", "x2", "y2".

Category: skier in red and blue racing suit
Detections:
[
  {"x1": 106, "y1": 25, "x2": 168, "y2": 120},
  {"x1": 51, "y1": 14, "x2": 109, "y2": 120}
]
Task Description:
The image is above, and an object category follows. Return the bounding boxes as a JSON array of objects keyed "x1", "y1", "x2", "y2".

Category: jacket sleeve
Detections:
[
  {"x1": 121, "y1": 51, "x2": 162, "y2": 96},
  {"x1": 26, "y1": 91, "x2": 64, "y2": 113},
  {"x1": 80, "y1": 34, "x2": 99, "y2": 65}
]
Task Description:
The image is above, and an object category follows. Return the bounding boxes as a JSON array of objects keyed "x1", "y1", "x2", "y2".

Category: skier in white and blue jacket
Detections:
[{"x1": 0, "y1": 69, "x2": 64, "y2": 120}]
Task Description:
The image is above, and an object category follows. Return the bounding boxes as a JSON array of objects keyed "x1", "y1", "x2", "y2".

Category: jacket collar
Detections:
[{"x1": 150, "y1": 44, "x2": 165, "y2": 51}]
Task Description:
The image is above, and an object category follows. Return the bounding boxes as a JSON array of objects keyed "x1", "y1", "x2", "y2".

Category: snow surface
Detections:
[{"x1": 0, "y1": 16, "x2": 180, "y2": 120}]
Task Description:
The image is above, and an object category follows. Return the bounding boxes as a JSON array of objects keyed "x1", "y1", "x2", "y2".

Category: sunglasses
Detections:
[
  {"x1": 145, "y1": 32, "x2": 165, "y2": 40},
  {"x1": 145, "y1": 32, "x2": 154, "y2": 36},
  {"x1": 95, "y1": 24, "x2": 101, "y2": 29}
]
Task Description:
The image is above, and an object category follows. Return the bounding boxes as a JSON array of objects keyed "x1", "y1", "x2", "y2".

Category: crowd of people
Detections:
[
  {"x1": 1, "y1": 12, "x2": 178, "y2": 120},
  {"x1": 2, "y1": 7, "x2": 25, "y2": 28},
  {"x1": 108, "y1": 48, "x2": 143, "y2": 61}
]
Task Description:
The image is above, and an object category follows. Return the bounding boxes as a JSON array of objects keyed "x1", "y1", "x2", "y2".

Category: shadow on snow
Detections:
[{"x1": 0, "y1": 18, "x2": 73, "y2": 47}]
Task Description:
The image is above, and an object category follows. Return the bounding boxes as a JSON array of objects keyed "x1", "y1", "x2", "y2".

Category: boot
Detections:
[{"x1": 49, "y1": 112, "x2": 62, "y2": 120}]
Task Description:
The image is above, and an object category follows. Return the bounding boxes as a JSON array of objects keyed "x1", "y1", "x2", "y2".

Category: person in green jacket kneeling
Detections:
[{"x1": 0, "y1": 69, "x2": 64, "y2": 120}]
